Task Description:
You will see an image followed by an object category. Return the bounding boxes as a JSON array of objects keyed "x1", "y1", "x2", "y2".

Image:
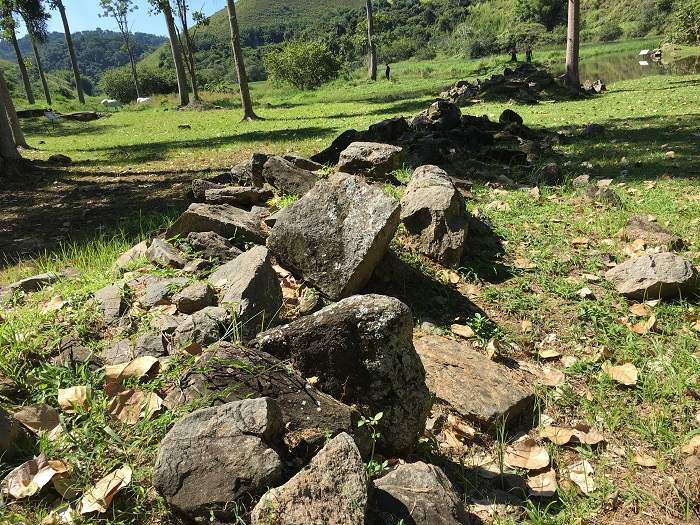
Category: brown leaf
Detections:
[
  {"x1": 577, "y1": 287, "x2": 595, "y2": 299},
  {"x1": 681, "y1": 434, "x2": 700, "y2": 455},
  {"x1": 104, "y1": 356, "x2": 159, "y2": 396},
  {"x1": 2, "y1": 454, "x2": 70, "y2": 499},
  {"x1": 540, "y1": 425, "x2": 605, "y2": 446},
  {"x1": 451, "y1": 323, "x2": 475, "y2": 339},
  {"x1": 634, "y1": 453, "x2": 657, "y2": 468},
  {"x1": 567, "y1": 460, "x2": 595, "y2": 494},
  {"x1": 446, "y1": 414, "x2": 476, "y2": 439},
  {"x1": 629, "y1": 314, "x2": 656, "y2": 335},
  {"x1": 107, "y1": 390, "x2": 163, "y2": 425},
  {"x1": 13, "y1": 404, "x2": 60, "y2": 435},
  {"x1": 41, "y1": 296, "x2": 66, "y2": 314},
  {"x1": 629, "y1": 303, "x2": 652, "y2": 317},
  {"x1": 520, "y1": 319, "x2": 533, "y2": 333},
  {"x1": 526, "y1": 468, "x2": 558, "y2": 497},
  {"x1": 514, "y1": 257, "x2": 537, "y2": 270},
  {"x1": 79, "y1": 465, "x2": 132, "y2": 514},
  {"x1": 539, "y1": 366, "x2": 565, "y2": 387},
  {"x1": 504, "y1": 438, "x2": 550, "y2": 470},
  {"x1": 57, "y1": 386, "x2": 91, "y2": 413},
  {"x1": 602, "y1": 362, "x2": 638, "y2": 386}
]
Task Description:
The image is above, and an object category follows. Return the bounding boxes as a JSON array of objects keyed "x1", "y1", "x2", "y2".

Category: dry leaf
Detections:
[
  {"x1": 13, "y1": 404, "x2": 60, "y2": 435},
  {"x1": 451, "y1": 323, "x2": 475, "y2": 339},
  {"x1": 443, "y1": 428, "x2": 464, "y2": 449},
  {"x1": 582, "y1": 273, "x2": 600, "y2": 283},
  {"x1": 504, "y1": 438, "x2": 550, "y2": 470},
  {"x1": 602, "y1": 362, "x2": 638, "y2": 386},
  {"x1": 58, "y1": 386, "x2": 91, "y2": 413},
  {"x1": 577, "y1": 287, "x2": 594, "y2": 299},
  {"x1": 630, "y1": 303, "x2": 652, "y2": 317},
  {"x1": 629, "y1": 314, "x2": 656, "y2": 335},
  {"x1": 571, "y1": 237, "x2": 589, "y2": 246},
  {"x1": 521, "y1": 320, "x2": 533, "y2": 333},
  {"x1": 306, "y1": 376, "x2": 319, "y2": 386},
  {"x1": 561, "y1": 355, "x2": 578, "y2": 368},
  {"x1": 107, "y1": 390, "x2": 163, "y2": 424},
  {"x1": 540, "y1": 424, "x2": 605, "y2": 446},
  {"x1": 539, "y1": 347, "x2": 561, "y2": 359},
  {"x1": 446, "y1": 414, "x2": 476, "y2": 439},
  {"x1": 104, "y1": 356, "x2": 159, "y2": 396},
  {"x1": 514, "y1": 257, "x2": 537, "y2": 270},
  {"x1": 681, "y1": 434, "x2": 700, "y2": 455},
  {"x1": 528, "y1": 186, "x2": 541, "y2": 201},
  {"x1": 568, "y1": 460, "x2": 595, "y2": 494},
  {"x1": 634, "y1": 453, "x2": 657, "y2": 468},
  {"x1": 80, "y1": 465, "x2": 132, "y2": 514},
  {"x1": 2, "y1": 454, "x2": 70, "y2": 499},
  {"x1": 527, "y1": 468, "x2": 558, "y2": 497},
  {"x1": 41, "y1": 296, "x2": 66, "y2": 314},
  {"x1": 540, "y1": 366, "x2": 565, "y2": 387}
]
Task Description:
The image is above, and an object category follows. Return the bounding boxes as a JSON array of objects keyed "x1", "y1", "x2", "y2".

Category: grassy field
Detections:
[{"x1": 1, "y1": 42, "x2": 699, "y2": 524}]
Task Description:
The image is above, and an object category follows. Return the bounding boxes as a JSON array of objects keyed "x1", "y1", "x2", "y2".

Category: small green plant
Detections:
[
  {"x1": 267, "y1": 194, "x2": 300, "y2": 209},
  {"x1": 468, "y1": 313, "x2": 499, "y2": 341},
  {"x1": 358, "y1": 412, "x2": 389, "y2": 478}
]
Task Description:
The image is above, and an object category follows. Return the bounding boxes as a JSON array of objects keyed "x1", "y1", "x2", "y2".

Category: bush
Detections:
[
  {"x1": 670, "y1": 0, "x2": 700, "y2": 44},
  {"x1": 596, "y1": 21, "x2": 623, "y2": 42},
  {"x1": 264, "y1": 41, "x2": 343, "y2": 90},
  {"x1": 99, "y1": 64, "x2": 177, "y2": 103}
]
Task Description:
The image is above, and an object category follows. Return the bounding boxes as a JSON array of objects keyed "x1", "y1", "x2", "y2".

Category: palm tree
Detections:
[
  {"x1": 51, "y1": 0, "x2": 84, "y2": 104},
  {"x1": 225, "y1": 0, "x2": 258, "y2": 121},
  {"x1": 366, "y1": 0, "x2": 377, "y2": 81},
  {"x1": 565, "y1": 0, "x2": 580, "y2": 86}
]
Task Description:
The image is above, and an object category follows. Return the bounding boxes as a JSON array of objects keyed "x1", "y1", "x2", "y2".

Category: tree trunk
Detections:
[
  {"x1": 565, "y1": 0, "x2": 580, "y2": 86},
  {"x1": 29, "y1": 32, "x2": 52, "y2": 105},
  {"x1": 0, "y1": 69, "x2": 28, "y2": 148},
  {"x1": 125, "y1": 39, "x2": 141, "y2": 99},
  {"x1": 163, "y1": 2, "x2": 189, "y2": 106},
  {"x1": 177, "y1": 10, "x2": 200, "y2": 101},
  {"x1": 366, "y1": 0, "x2": 377, "y2": 81},
  {"x1": 226, "y1": 0, "x2": 258, "y2": 121},
  {"x1": 56, "y1": 1, "x2": 85, "y2": 104},
  {"x1": 0, "y1": 83, "x2": 21, "y2": 177},
  {"x1": 9, "y1": 26, "x2": 35, "y2": 104}
]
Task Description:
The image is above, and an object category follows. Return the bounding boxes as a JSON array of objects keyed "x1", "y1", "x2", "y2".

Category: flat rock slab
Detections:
[
  {"x1": 251, "y1": 432, "x2": 367, "y2": 525},
  {"x1": 146, "y1": 239, "x2": 187, "y2": 269},
  {"x1": 337, "y1": 141, "x2": 404, "y2": 180},
  {"x1": 414, "y1": 335, "x2": 534, "y2": 430},
  {"x1": 267, "y1": 173, "x2": 400, "y2": 300},
  {"x1": 166, "y1": 203, "x2": 267, "y2": 245},
  {"x1": 605, "y1": 252, "x2": 698, "y2": 300},
  {"x1": 624, "y1": 215, "x2": 684, "y2": 249},
  {"x1": 186, "y1": 231, "x2": 242, "y2": 262},
  {"x1": 262, "y1": 155, "x2": 318, "y2": 195},
  {"x1": 204, "y1": 185, "x2": 274, "y2": 207}
]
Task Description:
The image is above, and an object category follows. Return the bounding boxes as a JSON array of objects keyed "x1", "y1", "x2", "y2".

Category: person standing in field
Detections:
[
  {"x1": 510, "y1": 46, "x2": 518, "y2": 62},
  {"x1": 386, "y1": 64, "x2": 391, "y2": 80},
  {"x1": 526, "y1": 44, "x2": 533, "y2": 63}
]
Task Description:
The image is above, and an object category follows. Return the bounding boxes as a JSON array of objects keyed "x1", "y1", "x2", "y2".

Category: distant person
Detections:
[
  {"x1": 510, "y1": 47, "x2": 518, "y2": 62},
  {"x1": 525, "y1": 44, "x2": 533, "y2": 63},
  {"x1": 386, "y1": 64, "x2": 391, "y2": 80}
]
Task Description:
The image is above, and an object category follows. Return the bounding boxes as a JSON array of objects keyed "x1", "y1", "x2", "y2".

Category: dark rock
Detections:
[
  {"x1": 261, "y1": 155, "x2": 318, "y2": 195},
  {"x1": 153, "y1": 398, "x2": 284, "y2": 519},
  {"x1": 146, "y1": 239, "x2": 187, "y2": 269},
  {"x1": 255, "y1": 294, "x2": 431, "y2": 455},
  {"x1": 411, "y1": 100, "x2": 462, "y2": 132},
  {"x1": 139, "y1": 277, "x2": 188, "y2": 309},
  {"x1": 0, "y1": 372, "x2": 21, "y2": 400},
  {"x1": 51, "y1": 336, "x2": 100, "y2": 369},
  {"x1": 310, "y1": 129, "x2": 363, "y2": 166},
  {"x1": 172, "y1": 306, "x2": 231, "y2": 354},
  {"x1": 192, "y1": 179, "x2": 223, "y2": 201},
  {"x1": 48, "y1": 153, "x2": 72, "y2": 164},
  {"x1": 540, "y1": 162, "x2": 563, "y2": 184},
  {"x1": 102, "y1": 339, "x2": 135, "y2": 365},
  {"x1": 186, "y1": 231, "x2": 242, "y2": 262},
  {"x1": 204, "y1": 185, "x2": 274, "y2": 207},
  {"x1": 251, "y1": 432, "x2": 367, "y2": 525},
  {"x1": 499, "y1": 109, "x2": 523, "y2": 126},
  {"x1": 166, "y1": 203, "x2": 267, "y2": 245},
  {"x1": 267, "y1": 174, "x2": 400, "y2": 300},
  {"x1": 624, "y1": 215, "x2": 684, "y2": 249},
  {"x1": 336, "y1": 142, "x2": 404, "y2": 180},
  {"x1": 572, "y1": 174, "x2": 590, "y2": 188},
  {"x1": 367, "y1": 116, "x2": 410, "y2": 143},
  {"x1": 173, "y1": 282, "x2": 216, "y2": 314},
  {"x1": 282, "y1": 154, "x2": 325, "y2": 172},
  {"x1": 604, "y1": 252, "x2": 698, "y2": 300},
  {"x1": 6, "y1": 272, "x2": 59, "y2": 294},
  {"x1": 0, "y1": 408, "x2": 28, "y2": 460},
  {"x1": 586, "y1": 185, "x2": 623, "y2": 207},
  {"x1": 134, "y1": 331, "x2": 168, "y2": 358},
  {"x1": 94, "y1": 283, "x2": 126, "y2": 323},
  {"x1": 582, "y1": 123, "x2": 605, "y2": 137}
]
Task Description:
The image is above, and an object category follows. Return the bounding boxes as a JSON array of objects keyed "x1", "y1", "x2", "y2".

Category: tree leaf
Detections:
[
  {"x1": 79, "y1": 465, "x2": 132, "y2": 514},
  {"x1": 602, "y1": 362, "x2": 638, "y2": 385},
  {"x1": 57, "y1": 386, "x2": 91, "y2": 413},
  {"x1": 526, "y1": 468, "x2": 558, "y2": 497},
  {"x1": 567, "y1": 460, "x2": 595, "y2": 494},
  {"x1": 504, "y1": 438, "x2": 550, "y2": 470}
]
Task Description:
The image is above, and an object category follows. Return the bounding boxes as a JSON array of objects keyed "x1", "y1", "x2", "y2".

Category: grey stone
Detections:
[
  {"x1": 251, "y1": 432, "x2": 367, "y2": 525},
  {"x1": 166, "y1": 203, "x2": 267, "y2": 245},
  {"x1": 586, "y1": 185, "x2": 622, "y2": 207},
  {"x1": 255, "y1": 294, "x2": 431, "y2": 455},
  {"x1": 153, "y1": 398, "x2": 284, "y2": 519},
  {"x1": 140, "y1": 277, "x2": 188, "y2": 309},
  {"x1": 372, "y1": 462, "x2": 471, "y2": 525},
  {"x1": 114, "y1": 241, "x2": 149, "y2": 270},
  {"x1": 572, "y1": 174, "x2": 590, "y2": 188},
  {"x1": 94, "y1": 284, "x2": 126, "y2": 323},
  {"x1": 282, "y1": 154, "x2": 325, "y2": 172},
  {"x1": 7, "y1": 272, "x2": 59, "y2": 294},
  {"x1": 604, "y1": 252, "x2": 698, "y2": 300},
  {"x1": 209, "y1": 246, "x2": 282, "y2": 339},
  {"x1": 192, "y1": 178, "x2": 223, "y2": 201},
  {"x1": 102, "y1": 339, "x2": 135, "y2": 365},
  {"x1": 173, "y1": 282, "x2": 216, "y2": 314},
  {"x1": 204, "y1": 185, "x2": 274, "y2": 207},
  {"x1": 624, "y1": 215, "x2": 684, "y2": 249},
  {"x1": 411, "y1": 100, "x2": 462, "y2": 132},
  {"x1": 146, "y1": 239, "x2": 187, "y2": 269},
  {"x1": 186, "y1": 231, "x2": 242, "y2": 262},
  {"x1": 182, "y1": 258, "x2": 210, "y2": 273},
  {"x1": 51, "y1": 336, "x2": 100, "y2": 369},
  {"x1": 414, "y1": 335, "x2": 535, "y2": 431},
  {"x1": 267, "y1": 174, "x2": 400, "y2": 300},
  {"x1": 400, "y1": 165, "x2": 469, "y2": 268},
  {"x1": 134, "y1": 331, "x2": 168, "y2": 359},
  {"x1": 172, "y1": 306, "x2": 230, "y2": 354},
  {"x1": 337, "y1": 141, "x2": 404, "y2": 180},
  {"x1": 262, "y1": 156, "x2": 318, "y2": 194},
  {"x1": 0, "y1": 372, "x2": 21, "y2": 400}
]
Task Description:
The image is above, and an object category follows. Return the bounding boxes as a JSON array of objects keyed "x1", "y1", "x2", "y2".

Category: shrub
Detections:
[
  {"x1": 670, "y1": 0, "x2": 700, "y2": 44},
  {"x1": 264, "y1": 41, "x2": 342, "y2": 90},
  {"x1": 99, "y1": 64, "x2": 177, "y2": 103},
  {"x1": 596, "y1": 21, "x2": 623, "y2": 42}
]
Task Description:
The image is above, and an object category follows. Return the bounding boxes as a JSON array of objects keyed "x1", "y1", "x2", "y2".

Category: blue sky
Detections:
[{"x1": 35, "y1": 0, "x2": 222, "y2": 37}]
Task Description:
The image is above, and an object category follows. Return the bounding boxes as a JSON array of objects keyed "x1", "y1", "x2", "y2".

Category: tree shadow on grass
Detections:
[{"x1": 21, "y1": 118, "x2": 125, "y2": 139}]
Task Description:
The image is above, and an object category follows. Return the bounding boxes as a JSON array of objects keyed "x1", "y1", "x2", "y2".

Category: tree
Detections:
[
  {"x1": 225, "y1": 0, "x2": 258, "y2": 121},
  {"x1": 100, "y1": 0, "x2": 140, "y2": 99},
  {"x1": 366, "y1": 0, "x2": 377, "y2": 80},
  {"x1": 0, "y1": 72, "x2": 22, "y2": 177},
  {"x1": 17, "y1": 0, "x2": 52, "y2": 104},
  {"x1": 172, "y1": 0, "x2": 205, "y2": 101},
  {"x1": 0, "y1": 7, "x2": 34, "y2": 104},
  {"x1": 0, "y1": 68, "x2": 28, "y2": 148},
  {"x1": 149, "y1": 0, "x2": 189, "y2": 106},
  {"x1": 565, "y1": 0, "x2": 580, "y2": 86},
  {"x1": 50, "y1": 0, "x2": 84, "y2": 103}
]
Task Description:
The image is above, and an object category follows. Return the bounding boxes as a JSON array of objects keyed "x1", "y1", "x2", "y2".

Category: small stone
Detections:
[
  {"x1": 605, "y1": 252, "x2": 697, "y2": 300},
  {"x1": 94, "y1": 284, "x2": 126, "y2": 323},
  {"x1": 114, "y1": 241, "x2": 149, "y2": 270},
  {"x1": 146, "y1": 239, "x2": 187, "y2": 269},
  {"x1": 173, "y1": 282, "x2": 216, "y2": 314},
  {"x1": 337, "y1": 142, "x2": 404, "y2": 180}
]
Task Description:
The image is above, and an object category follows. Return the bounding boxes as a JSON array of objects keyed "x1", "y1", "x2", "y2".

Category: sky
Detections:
[{"x1": 36, "y1": 0, "x2": 222, "y2": 37}]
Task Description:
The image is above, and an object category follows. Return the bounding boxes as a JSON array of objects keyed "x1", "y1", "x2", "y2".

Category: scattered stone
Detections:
[
  {"x1": 262, "y1": 156, "x2": 317, "y2": 194},
  {"x1": 400, "y1": 165, "x2": 468, "y2": 268},
  {"x1": 102, "y1": 339, "x2": 135, "y2": 365},
  {"x1": 255, "y1": 294, "x2": 431, "y2": 455},
  {"x1": 624, "y1": 215, "x2": 684, "y2": 249},
  {"x1": 414, "y1": 335, "x2": 535, "y2": 430},
  {"x1": 139, "y1": 277, "x2": 188, "y2": 309},
  {"x1": 6, "y1": 272, "x2": 59, "y2": 294},
  {"x1": 134, "y1": 331, "x2": 168, "y2": 359},
  {"x1": 572, "y1": 174, "x2": 590, "y2": 188},
  {"x1": 204, "y1": 185, "x2": 274, "y2": 207},
  {"x1": 192, "y1": 179, "x2": 223, "y2": 201},
  {"x1": 336, "y1": 142, "x2": 404, "y2": 180},
  {"x1": 51, "y1": 335, "x2": 99, "y2": 369},
  {"x1": 48, "y1": 153, "x2": 72, "y2": 164},
  {"x1": 173, "y1": 282, "x2": 216, "y2": 314},
  {"x1": 186, "y1": 231, "x2": 242, "y2": 262},
  {"x1": 540, "y1": 162, "x2": 562, "y2": 184},
  {"x1": 372, "y1": 462, "x2": 471, "y2": 525},
  {"x1": 251, "y1": 432, "x2": 367, "y2": 525},
  {"x1": 182, "y1": 258, "x2": 209, "y2": 273},
  {"x1": 154, "y1": 398, "x2": 284, "y2": 519},
  {"x1": 114, "y1": 241, "x2": 149, "y2": 270},
  {"x1": 94, "y1": 283, "x2": 126, "y2": 323},
  {"x1": 411, "y1": 100, "x2": 461, "y2": 132},
  {"x1": 267, "y1": 174, "x2": 400, "y2": 300},
  {"x1": 0, "y1": 372, "x2": 21, "y2": 400},
  {"x1": 146, "y1": 239, "x2": 187, "y2": 269},
  {"x1": 172, "y1": 306, "x2": 230, "y2": 353},
  {"x1": 604, "y1": 252, "x2": 698, "y2": 300},
  {"x1": 282, "y1": 154, "x2": 325, "y2": 172},
  {"x1": 166, "y1": 203, "x2": 267, "y2": 246},
  {"x1": 499, "y1": 109, "x2": 523, "y2": 126},
  {"x1": 586, "y1": 185, "x2": 622, "y2": 207}
]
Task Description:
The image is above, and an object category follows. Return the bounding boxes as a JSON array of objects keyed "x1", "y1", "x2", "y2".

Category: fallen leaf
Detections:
[
  {"x1": 58, "y1": 386, "x2": 91, "y2": 413},
  {"x1": 582, "y1": 273, "x2": 600, "y2": 283},
  {"x1": 527, "y1": 468, "x2": 558, "y2": 497},
  {"x1": 446, "y1": 414, "x2": 476, "y2": 439},
  {"x1": 560, "y1": 355, "x2": 577, "y2": 368},
  {"x1": 504, "y1": 438, "x2": 550, "y2": 470},
  {"x1": 2, "y1": 454, "x2": 70, "y2": 499},
  {"x1": 528, "y1": 186, "x2": 541, "y2": 201},
  {"x1": 443, "y1": 428, "x2": 464, "y2": 449},
  {"x1": 451, "y1": 323, "x2": 475, "y2": 339},
  {"x1": 539, "y1": 347, "x2": 561, "y2": 359},
  {"x1": 104, "y1": 356, "x2": 159, "y2": 396},
  {"x1": 540, "y1": 366, "x2": 565, "y2": 387},
  {"x1": 13, "y1": 404, "x2": 60, "y2": 435},
  {"x1": 630, "y1": 303, "x2": 652, "y2": 317},
  {"x1": 40, "y1": 506, "x2": 78, "y2": 525},
  {"x1": 681, "y1": 435, "x2": 700, "y2": 455},
  {"x1": 306, "y1": 376, "x2": 319, "y2": 386},
  {"x1": 540, "y1": 424, "x2": 605, "y2": 446},
  {"x1": 514, "y1": 257, "x2": 537, "y2": 270},
  {"x1": 577, "y1": 287, "x2": 594, "y2": 299},
  {"x1": 568, "y1": 460, "x2": 595, "y2": 494},
  {"x1": 107, "y1": 390, "x2": 163, "y2": 424},
  {"x1": 41, "y1": 296, "x2": 66, "y2": 314},
  {"x1": 634, "y1": 453, "x2": 657, "y2": 468},
  {"x1": 602, "y1": 362, "x2": 638, "y2": 386},
  {"x1": 629, "y1": 314, "x2": 656, "y2": 335},
  {"x1": 79, "y1": 465, "x2": 132, "y2": 514},
  {"x1": 520, "y1": 320, "x2": 533, "y2": 333},
  {"x1": 571, "y1": 237, "x2": 589, "y2": 246}
]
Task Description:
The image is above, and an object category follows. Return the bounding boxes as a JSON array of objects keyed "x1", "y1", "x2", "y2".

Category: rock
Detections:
[
  {"x1": 251, "y1": 432, "x2": 367, "y2": 525},
  {"x1": 282, "y1": 154, "x2": 325, "y2": 172},
  {"x1": 173, "y1": 282, "x2": 216, "y2": 314},
  {"x1": 604, "y1": 252, "x2": 698, "y2": 300},
  {"x1": 182, "y1": 258, "x2": 210, "y2": 274},
  {"x1": 310, "y1": 129, "x2": 363, "y2": 166},
  {"x1": 0, "y1": 408, "x2": 28, "y2": 460},
  {"x1": 262, "y1": 156, "x2": 318, "y2": 194},
  {"x1": 255, "y1": 294, "x2": 431, "y2": 455},
  {"x1": 414, "y1": 335, "x2": 535, "y2": 430},
  {"x1": 624, "y1": 215, "x2": 683, "y2": 249},
  {"x1": 586, "y1": 185, "x2": 622, "y2": 207},
  {"x1": 153, "y1": 398, "x2": 284, "y2": 519},
  {"x1": 582, "y1": 123, "x2": 605, "y2": 137},
  {"x1": 172, "y1": 306, "x2": 231, "y2": 354},
  {"x1": 204, "y1": 185, "x2": 274, "y2": 207},
  {"x1": 400, "y1": 165, "x2": 468, "y2": 268},
  {"x1": 267, "y1": 174, "x2": 400, "y2": 300},
  {"x1": 163, "y1": 341, "x2": 368, "y2": 458},
  {"x1": 186, "y1": 231, "x2": 242, "y2": 262},
  {"x1": 134, "y1": 331, "x2": 168, "y2": 358},
  {"x1": 94, "y1": 284, "x2": 126, "y2": 323},
  {"x1": 499, "y1": 109, "x2": 523, "y2": 126},
  {"x1": 6, "y1": 272, "x2": 59, "y2": 294},
  {"x1": 0, "y1": 372, "x2": 21, "y2": 400},
  {"x1": 51, "y1": 336, "x2": 100, "y2": 369},
  {"x1": 572, "y1": 174, "x2": 590, "y2": 188},
  {"x1": 166, "y1": 203, "x2": 267, "y2": 246},
  {"x1": 367, "y1": 116, "x2": 410, "y2": 143},
  {"x1": 139, "y1": 277, "x2": 188, "y2": 309},
  {"x1": 192, "y1": 179, "x2": 223, "y2": 201},
  {"x1": 209, "y1": 246, "x2": 282, "y2": 339},
  {"x1": 102, "y1": 339, "x2": 135, "y2": 365},
  {"x1": 540, "y1": 162, "x2": 562, "y2": 184},
  {"x1": 411, "y1": 100, "x2": 462, "y2": 132},
  {"x1": 48, "y1": 153, "x2": 71, "y2": 164},
  {"x1": 336, "y1": 142, "x2": 404, "y2": 180},
  {"x1": 372, "y1": 462, "x2": 470, "y2": 525},
  {"x1": 114, "y1": 241, "x2": 149, "y2": 270},
  {"x1": 146, "y1": 239, "x2": 187, "y2": 269}
]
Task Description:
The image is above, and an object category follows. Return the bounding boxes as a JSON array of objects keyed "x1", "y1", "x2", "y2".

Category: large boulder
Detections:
[
  {"x1": 411, "y1": 100, "x2": 461, "y2": 132},
  {"x1": 267, "y1": 174, "x2": 400, "y2": 300},
  {"x1": 255, "y1": 294, "x2": 431, "y2": 455},
  {"x1": 165, "y1": 203, "x2": 267, "y2": 245},
  {"x1": 163, "y1": 341, "x2": 369, "y2": 457},
  {"x1": 415, "y1": 335, "x2": 535, "y2": 431},
  {"x1": 336, "y1": 142, "x2": 404, "y2": 180},
  {"x1": 371, "y1": 462, "x2": 471, "y2": 525},
  {"x1": 251, "y1": 432, "x2": 367, "y2": 525},
  {"x1": 262, "y1": 156, "x2": 318, "y2": 195},
  {"x1": 208, "y1": 246, "x2": 282, "y2": 339},
  {"x1": 604, "y1": 252, "x2": 698, "y2": 300},
  {"x1": 400, "y1": 165, "x2": 469, "y2": 268},
  {"x1": 153, "y1": 398, "x2": 284, "y2": 519}
]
